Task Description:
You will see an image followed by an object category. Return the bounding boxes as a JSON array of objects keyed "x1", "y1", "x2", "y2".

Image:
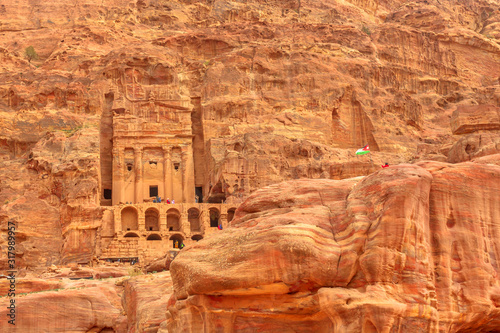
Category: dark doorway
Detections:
[
  {"x1": 210, "y1": 208, "x2": 220, "y2": 228},
  {"x1": 104, "y1": 189, "x2": 112, "y2": 200},
  {"x1": 170, "y1": 235, "x2": 184, "y2": 248},
  {"x1": 147, "y1": 234, "x2": 162, "y2": 241},
  {"x1": 149, "y1": 185, "x2": 158, "y2": 197},
  {"x1": 195, "y1": 187, "x2": 203, "y2": 203}
]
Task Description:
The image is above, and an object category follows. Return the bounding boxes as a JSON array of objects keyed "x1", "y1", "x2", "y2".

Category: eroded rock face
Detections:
[
  {"x1": 168, "y1": 158, "x2": 500, "y2": 332},
  {"x1": 0, "y1": 0, "x2": 499, "y2": 272},
  {"x1": 451, "y1": 105, "x2": 500, "y2": 135},
  {"x1": 447, "y1": 132, "x2": 500, "y2": 163},
  {"x1": 0, "y1": 0, "x2": 500, "y2": 206},
  {"x1": 0, "y1": 125, "x2": 101, "y2": 272},
  {"x1": 0, "y1": 270, "x2": 173, "y2": 333}
]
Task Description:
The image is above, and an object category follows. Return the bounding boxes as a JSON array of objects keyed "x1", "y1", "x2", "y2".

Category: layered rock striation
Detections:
[
  {"x1": 168, "y1": 158, "x2": 500, "y2": 332},
  {"x1": 0, "y1": 0, "x2": 499, "y2": 273},
  {"x1": 0, "y1": 270, "x2": 173, "y2": 333}
]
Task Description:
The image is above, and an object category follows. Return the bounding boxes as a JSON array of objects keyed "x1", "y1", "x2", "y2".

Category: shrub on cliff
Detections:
[{"x1": 25, "y1": 46, "x2": 39, "y2": 63}]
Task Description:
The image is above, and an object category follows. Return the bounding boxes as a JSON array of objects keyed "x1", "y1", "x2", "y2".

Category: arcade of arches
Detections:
[{"x1": 99, "y1": 203, "x2": 237, "y2": 263}]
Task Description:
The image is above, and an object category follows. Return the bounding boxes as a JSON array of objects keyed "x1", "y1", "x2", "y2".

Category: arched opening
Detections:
[
  {"x1": 147, "y1": 234, "x2": 162, "y2": 241},
  {"x1": 188, "y1": 208, "x2": 201, "y2": 232},
  {"x1": 227, "y1": 208, "x2": 236, "y2": 223},
  {"x1": 124, "y1": 232, "x2": 139, "y2": 238},
  {"x1": 363, "y1": 320, "x2": 378, "y2": 333},
  {"x1": 209, "y1": 208, "x2": 220, "y2": 228},
  {"x1": 167, "y1": 208, "x2": 181, "y2": 231},
  {"x1": 234, "y1": 142, "x2": 243, "y2": 152},
  {"x1": 169, "y1": 234, "x2": 184, "y2": 249},
  {"x1": 121, "y1": 207, "x2": 138, "y2": 231},
  {"x1": 145, "y1": 208, "x2": 160, "y2": 231},
  {"x1": 191, "y1": 235, "x2": 203, "y2": 241}
]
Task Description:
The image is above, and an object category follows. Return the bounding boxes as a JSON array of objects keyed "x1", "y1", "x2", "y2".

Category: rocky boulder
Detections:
[
  {"x1": 168, "y1": 158, "x2": 500, "y2": 332},
  {"x1": 447, "y1": 132, "x2": 500, "y2": 163}
]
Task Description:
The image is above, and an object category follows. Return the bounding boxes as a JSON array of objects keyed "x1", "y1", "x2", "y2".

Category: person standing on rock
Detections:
[{"x1": 382, "y1": 163, "x2": 389, "y2": 168}]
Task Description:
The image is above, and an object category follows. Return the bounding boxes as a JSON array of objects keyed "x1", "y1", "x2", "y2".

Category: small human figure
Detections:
[
  {"x1": 172, "y1": 199, "x2": 175, "y2": 204},
  {"x1": 174, "y1": 240, "x2": 178, "y2": 248},
  {"x1": 180, "y1": 243, "x2": 184, "y2": 249},
  {"x1": 166, "y1": 198, "x2": 170, "y2": 204},
  {"x1": 382, "y1": 163, "x2": 389, "y2": 168}
]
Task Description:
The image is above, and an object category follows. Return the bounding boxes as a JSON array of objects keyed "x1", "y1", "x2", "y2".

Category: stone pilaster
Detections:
[
  {"x1": 181, "y1": 146, "x2": 190, "y2": 203},
  {"x1": 114, "y1": 206, "x2": 122, "y2": 233},
  {"x1": 185, "y1": 144, "x2": 195, "y2": 203},
  {"x1": 134, "y1": 147, "x2": 143, "y2": 204},
  {"x1": 138, "y1": 206, "x2": 146, "y2": 231},
  {"x1": 112, "y1": 147, "x2": 125, "y2": 205},
  {"x1": 160, "y1": 205, "x2": 167, "y2": 232},
  {"x1": 163, "y1": 146, "x2": 172, "y2": 200}
]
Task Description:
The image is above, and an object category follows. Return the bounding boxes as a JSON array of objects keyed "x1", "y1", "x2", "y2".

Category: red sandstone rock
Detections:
[
  {"x1": 0, "y1": 0, "x2": 500, "y2": 330},
  {"x1": 0, "y1": 283, "x2": 127, "y2": 333},
  {"x1": 451, "y1": 105, "x2": 500, "y2": 135},
  {"x1": 123, "y1": 272, "x2": 173, "y2": 333},
  {"x1": 0, "y1": 270, "x2": 173, "y2": 332},
  {"x1": 0, "y1": 126, "x2": 102, "y2": 272},
  {"x1": 472, "y1": 153, "x2": 500, "y2": 166},
  {"x1": 168, "y1": 159, "x2": 500, "y2": 332},
  {"x1": 447, "y1": 132, "x2": 500, "y2": 163}
]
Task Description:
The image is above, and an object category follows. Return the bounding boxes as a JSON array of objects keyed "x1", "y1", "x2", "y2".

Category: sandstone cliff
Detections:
[
  {"x1": 1, "y1": 0, "x2": 499, "y2": 270},
  {"x1": 0, "y1": 270, "x2": 173, "y2": 333},
  {"x1": 0, "y1": 1, "x2": 499, "y2": 330},
  {"x1": 168, "y1": 157, "x2": 500, "y2": 332}
]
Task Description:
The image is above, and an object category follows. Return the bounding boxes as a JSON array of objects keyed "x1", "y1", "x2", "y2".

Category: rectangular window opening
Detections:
[
  {"x1": 195, "y1": 187, "x2": 203, "y2": 203},
  {"x1": 103, "y1": 189, "x2": 112, "y2": 200},
  {"x1": 149, "y1": 185, "x2": 158, "y2": 197}
]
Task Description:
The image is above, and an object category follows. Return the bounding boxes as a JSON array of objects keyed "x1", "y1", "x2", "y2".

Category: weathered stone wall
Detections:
[
  {"x1": 168, "y1": 158, "x2": 500, "y2": 332},
  {"x1": 0, "y1": 0, "x2": 500, "y2": 272}
]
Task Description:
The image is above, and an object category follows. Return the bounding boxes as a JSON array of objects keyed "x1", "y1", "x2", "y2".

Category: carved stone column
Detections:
[
  {"x1": 138, "y1": 206, "x2": 145, "y2": 231},
  {"x1": 114, "y1": 207, "x2": 121, "y2": 233},
  {"x1": 181, "y1": 147, "x2": 188, "y2": 203},
  {"x1": 134, "y1": 148, "x2": 143, "y2": 204},
  {"x1": 220, "y1": 211, "x2": 228, "y2": 229},
  {"x1": 112, "y1": 147, "x2": 125, "y2": 205},
  {"x1": 163, "y1": 146, "x2": 172, "y2": 200},
  {"x1": 181, "y1": 145, "x2": 195, "y2": 203},
  {"x1": 159, "y1": 205, "x2": 167, "y2": 232},
  {"x1": 181, "y1": 203, "x2": 191, "y2": 238}
]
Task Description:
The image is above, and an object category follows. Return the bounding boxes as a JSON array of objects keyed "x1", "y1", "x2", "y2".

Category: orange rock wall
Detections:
[
  {"x1": 0, "y1": 0, "x2": 499, "y2": 270},
  {"x1": 168, "y1": 159, "x2": 500, "y2": 332}
]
